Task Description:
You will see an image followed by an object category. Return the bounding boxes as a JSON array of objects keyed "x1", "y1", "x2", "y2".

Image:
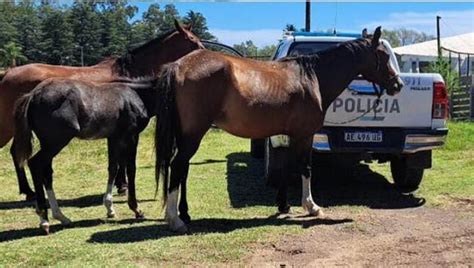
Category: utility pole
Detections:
[
  {"x1": 437, "y1": 16, "x2": 441, "y2": 59},
  {"x1": 305, "y1": 0, "x2": 311, "y2": 32}
]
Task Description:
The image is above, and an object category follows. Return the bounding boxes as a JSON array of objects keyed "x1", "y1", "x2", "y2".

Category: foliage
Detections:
[
  {"x1": 382, "y1": 28, "x2": 435, "y2": 48},
  {"x1": 69, "y1": 2, "x2": 103, "y2": 66},
  {"x1": 233, "y1": 41, "x2": 276, "y2": 59},
  {"x1": 428, "y1": 58, "x2": 460, "y2": 93},
  {"x1": 183, "y1": 10, "x2": 215, "y2": 40},
  {"x1": 0, "y1": 2, "x2": 215, "y2": 66},
  {"x1": 0, "y1": 42, "x2": 27, "y2": 67},
  {"x1": 38, "y1": 6, "x2": 75, "y2": 65}
]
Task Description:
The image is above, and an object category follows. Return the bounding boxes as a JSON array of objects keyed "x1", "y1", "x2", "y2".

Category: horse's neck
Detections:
[
  {"x1": 134, "y1": 86, "x2": 158, "y2": 116},
  {"x1": 314, "y1": 44, "x2": 365, "y2": 111},
  {"x1": 126, "y1": 48, "x2": 165, "y2": 77}
]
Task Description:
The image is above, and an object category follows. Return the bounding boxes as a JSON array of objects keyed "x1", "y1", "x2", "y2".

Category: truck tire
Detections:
[
  {"x1": 390, "y1": 157, "x2": 424, "y2": 193},
  {"x1": 264, "y1": 138, "x2": 289, "y2": 188},
  {"x1": 250, "y1": 138, "x2": 265, "y2": 159}
]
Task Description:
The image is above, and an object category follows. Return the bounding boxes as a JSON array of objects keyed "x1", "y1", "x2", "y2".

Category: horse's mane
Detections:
[
  {"x1": 280, "y1": 38, "x2": 370, "y2": 81},
  {"x1": 116, "y1": 29, "x2": 177, "y2": 75}
]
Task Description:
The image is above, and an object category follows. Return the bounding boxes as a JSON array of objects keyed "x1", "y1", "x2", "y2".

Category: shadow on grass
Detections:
[
  {"x1": 191, "y1": 159, "x2": 226, "y2": 166},
  {"x1": 0, "y1": 218, "x2": 154, "y2": 243},
  {"x1": 0, "y1": 194, "x2": 156, "y2": 210},
  {"x1": 226, "y1": 152, "x2": 425, "y2": 210},
  {"x1": 88, "y1": 216, "x2": 352, "y2": 244}
]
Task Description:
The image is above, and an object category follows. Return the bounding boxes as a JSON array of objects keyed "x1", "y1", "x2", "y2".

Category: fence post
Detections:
[{"x1": 471, "y1": 86, "x2": 474, "y2": 120}]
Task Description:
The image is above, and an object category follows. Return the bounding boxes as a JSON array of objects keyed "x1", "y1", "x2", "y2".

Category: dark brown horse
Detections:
[
  {"x1": 0, "y1": 20, "x2": 204, "y2": 200},
  {"x1": 154, "y1": 27, "x2": 404, "y2": 232},
  {"x1": 13, "y1": 77, "x2": 160, "y2": 234}
]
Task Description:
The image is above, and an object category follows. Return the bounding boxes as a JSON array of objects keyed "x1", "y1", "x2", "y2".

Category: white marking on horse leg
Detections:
[
  {"x1": 301, "y1": 175, "x2": 323, "y2": 217},
  {"x1": 103, "y1": 183, "x2": 115, "y2": 218},
  {"x1": 35, "y1": 207, "x2": 50, "y2": 234},
  {"x1": 165, "y1": 189, "x2": 187, "y2": 233},
  {"x1": 46, "y1": 189, "x2": 71, "y2": 225}
]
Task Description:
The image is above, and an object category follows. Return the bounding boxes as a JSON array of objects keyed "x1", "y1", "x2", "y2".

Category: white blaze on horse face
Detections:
[
  {"x1": 301, "y1": 175, "x2": 322, "y2": 216},
  {"x1": 103, "y1": 183, "x2": 115, "y2": 218},
  {"x1": 46, "y1": 189, "x2": 71, "y2": 225},
  {"x1": 165, "y1": 189, "x2": 187, "y2": 232}
]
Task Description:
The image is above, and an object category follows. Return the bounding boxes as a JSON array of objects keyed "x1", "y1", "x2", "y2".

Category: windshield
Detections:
[{"x1": 288, "y1": 42, "x2": 339, "y2": 57}]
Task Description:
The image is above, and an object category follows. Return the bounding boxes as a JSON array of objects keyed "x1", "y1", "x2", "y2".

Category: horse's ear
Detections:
[
  {"x1": 362, "y1": 28, "x2": 368, "y2": 38},
  {"x1": 372, "y1": 26, "x2": 382, "y2": 47},
  {"x1": 174, "y1": 19, "x2": 186, "y2": 34}
]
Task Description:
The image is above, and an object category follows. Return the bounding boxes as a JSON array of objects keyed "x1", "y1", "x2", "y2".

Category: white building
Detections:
[{"x1": 393, "y1": 32, "x2": 474, "y2": 75}]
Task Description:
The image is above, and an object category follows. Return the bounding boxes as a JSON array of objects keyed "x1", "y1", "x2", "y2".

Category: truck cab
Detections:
[{"x1": 254, "y1": 31, "x2": 449, "y2": 193}]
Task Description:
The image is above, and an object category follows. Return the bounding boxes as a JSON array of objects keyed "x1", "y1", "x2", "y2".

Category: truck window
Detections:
[{"x1": 288, "y1": 42, "x2": 340, "y2": 56}]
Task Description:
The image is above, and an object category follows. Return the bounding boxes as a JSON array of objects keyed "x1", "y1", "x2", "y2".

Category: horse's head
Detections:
[
  {"x1": 164, "y1": 19, "x2": 206, "y2": 57},
  {"x1": 121, "y1": 19, "x2": 205, "y2": 76},
  {"x1": 360, "y1": 27, "x2": 403, "y2": 96}
]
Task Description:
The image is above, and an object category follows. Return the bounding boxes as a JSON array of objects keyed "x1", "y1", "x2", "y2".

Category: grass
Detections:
[{"x1": 0, "y1": 121, "x2": 472, "y2": 265}]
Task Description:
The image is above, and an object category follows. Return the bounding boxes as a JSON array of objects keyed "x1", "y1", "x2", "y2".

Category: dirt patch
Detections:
[{"x1": 247, "y1": 207, "x2": 474, "y2": 266}]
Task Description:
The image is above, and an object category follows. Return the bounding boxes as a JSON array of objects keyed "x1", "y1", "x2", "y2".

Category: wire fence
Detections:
[{"x1": 441, "y1": 47, "x2": 474, "y2": 121}]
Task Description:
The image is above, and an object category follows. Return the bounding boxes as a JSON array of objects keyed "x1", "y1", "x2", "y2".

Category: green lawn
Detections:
[{"x1": 0, "y1": 122, "x2": 472, "y2": 265}]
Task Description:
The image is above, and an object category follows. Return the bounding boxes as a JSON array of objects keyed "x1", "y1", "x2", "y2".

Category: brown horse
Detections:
[
  {"x1": 154, "y1": 27, "x2": 404, "y2": 232},
  {"x1": 0, "y1": 20, "x2": 204, "y2": 200}
]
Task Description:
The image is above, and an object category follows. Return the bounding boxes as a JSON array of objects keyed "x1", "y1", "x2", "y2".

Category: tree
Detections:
[
  {"x1": 428, "y1": 58, "x2": 459, "y2": 94},
  {"x1": 183, "y1": 11, "x2": 215, "y2": 40},
  {"x1": 233, "y1": 40, "x2": 258, "y2": 57},
  {"x1": 99, "y1": 2, "x2": 137, "y2": 57},
  {"x1": 382, "y1": 29, "x2": 401, "y2": 48},
  {"x1": 258, "y1": 45, "x2": 277, "y2": 59},
  {"x1": 69, "y1": 2, "x2": 103, "y2": 66},
  {"x1": 13, "y1": 0, "x2": 42, "y2": 63},
  {"x1": 140, "y1": 3, "x2": 164, "y2": 41},
  {"x1": 381, "y1": 28, "x2": 434, "y2": 48},
  {"x1": 38, "y1": 6, "x2": 75, "y2": 65},
  {"x1": 160, "y1": 4, "x2": 180, "y2": 33},
  {"x1": 0, "y1": 1, "x2": 18, "y2": 49},
  {"x1": 0, "y1": 42, "x2": 28, "y2": 67},
  {"x1": 396, "y1": 28, "x2": 434, "y2": 46}
]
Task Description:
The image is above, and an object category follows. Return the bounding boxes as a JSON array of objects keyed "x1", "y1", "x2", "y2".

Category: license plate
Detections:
[{"x1": 344, "y1": 131, "x2": 383, "y2": 143}]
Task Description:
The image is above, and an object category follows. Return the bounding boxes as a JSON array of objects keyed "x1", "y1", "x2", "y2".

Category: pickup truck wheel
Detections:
[
  {"x1": 264, "y1": 138, "x2": 289, "y2": 188},
  {"x1": 390, "y1": 158, "x2": 424, "y2": 193},
  {"x1": 250, "y1": 139, "x2": 265, "y2": 159}
]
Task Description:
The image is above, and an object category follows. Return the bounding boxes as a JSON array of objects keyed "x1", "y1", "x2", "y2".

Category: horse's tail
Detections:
[
  {"x1": 154, "y1": 63, "x2": 180, "y2": 207},
  {"x1": 13, "y1": 93, "x2": 34, "y2": 167}
]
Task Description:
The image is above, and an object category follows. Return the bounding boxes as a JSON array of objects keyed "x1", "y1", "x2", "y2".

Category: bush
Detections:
[{"x1": 428, "y1": 58, "x2": 460, "y2": 93}]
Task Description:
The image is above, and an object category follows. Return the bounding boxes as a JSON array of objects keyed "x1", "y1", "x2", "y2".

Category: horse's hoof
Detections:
[
  {"x1": 61, "y1": 218, "x2": 72, "y2": 226},
  {"x1": 168, "y1": 217, "x2": 188, "y2": 234},
  {"x1": 40, "y1": 222, "x2": 50, "y2": 235},
  {"x1": 309, "y1": 208, "x2": 324, "y2": 218},
  {"x1": 179, "y1": 213, "x2": 191, "y2": 224},
  {"x1": 107, "y1": 212, "x2": 116, "y2": 218},
  {"x1": 174, "y1": 225, "x2": 189, "y2": 234},
  {"x1": 135, "y1": 211, "x2": 145, "y2": 219}
]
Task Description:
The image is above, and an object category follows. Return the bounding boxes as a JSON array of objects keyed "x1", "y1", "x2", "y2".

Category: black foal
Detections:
[{"x1": 13, "y1": 77, "x2": 157, "y2": 234}]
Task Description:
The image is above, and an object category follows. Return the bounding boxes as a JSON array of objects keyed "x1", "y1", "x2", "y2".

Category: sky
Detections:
[{"x1": 133, "y1": 2, "x2": 474, "y2": 47}]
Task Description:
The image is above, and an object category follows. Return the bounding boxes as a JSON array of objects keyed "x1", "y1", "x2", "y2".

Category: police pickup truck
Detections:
[{"x1": 251, "y1": 31, "x2": 449, "y2": 193}]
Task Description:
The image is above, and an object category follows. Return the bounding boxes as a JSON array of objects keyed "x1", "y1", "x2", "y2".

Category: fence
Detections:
[{"x1": 450, "y1": 76, "x2": 474, "y2": 121}]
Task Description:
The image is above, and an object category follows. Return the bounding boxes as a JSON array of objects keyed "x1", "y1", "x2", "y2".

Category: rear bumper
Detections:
[{"x1": 313, "y1": 127, "x2": 448, "y2": 154}]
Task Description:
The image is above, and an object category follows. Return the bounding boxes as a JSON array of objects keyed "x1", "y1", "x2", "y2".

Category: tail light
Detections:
[{"x1": 432, "y1": 82, "x2": 449, "y2": 119}]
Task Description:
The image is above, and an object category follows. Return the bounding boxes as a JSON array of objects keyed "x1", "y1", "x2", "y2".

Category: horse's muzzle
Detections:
[{"x1": 386, "y1": 76, "x2": 403, "y2": 96}]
